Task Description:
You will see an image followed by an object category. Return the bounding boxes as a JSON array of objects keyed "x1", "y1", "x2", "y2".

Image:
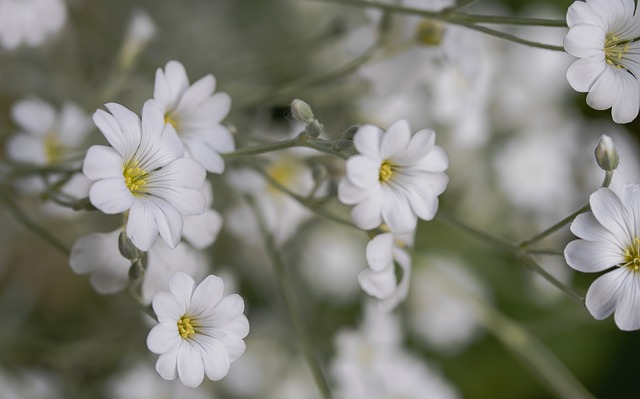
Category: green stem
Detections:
[
  {"x1": 474, "y1": 300, "x2": 595, "y2": 399},
  {"x1": 455, "y1": 22, "x2": 565, "y2": 51},
  {"x1": 518, "y1": 253, "x2": 585, "y2": 305},
  {"x1": 311, "y1": 0, "x2": 567, "y2": 27},
  {"x1": 437, "y1": 210, "x2": 516, "y2": 253},
  {"x1": 222, "y1": 137, "x2": 300, "y2": 160},
  {"x1": 0, "y1": 192, "x2": 71, "y2": 256},
  {"x1": 518, "y1": 203, "x2": 590, "y2": 249},
  {"x1": 248, "y1": 196, "x2": 333, "y2": 399}
]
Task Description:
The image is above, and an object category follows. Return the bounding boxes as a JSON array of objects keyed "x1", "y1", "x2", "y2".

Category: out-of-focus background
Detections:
[{"x1": 2, "y1": 0, "x2": 640, "y2": 398}]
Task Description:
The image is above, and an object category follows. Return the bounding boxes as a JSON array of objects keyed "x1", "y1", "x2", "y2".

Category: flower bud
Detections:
[
  {"x1": 595, "y1": 134, "x2": 619, "y2": 172},
  {"x1": 305, "y1": 119, "x2": 323, "y2": 138},
  {"x1": 118, "y1": 231, "x2": 140, "y2": 261},
  {"x1": 290, "y1": 99, "x2": 315, "y2": 124}
]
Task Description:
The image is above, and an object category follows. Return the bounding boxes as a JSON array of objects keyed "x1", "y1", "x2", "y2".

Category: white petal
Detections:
[
  {"x1": 178, "y1": 342, "x2": 205, "y2": 388},
  {"x1": 381, "y1": 187, "x2": 417, "y2": 233},
  {"x1": 169, "y1": 272, "x2": 196, "y2": 310},
  {"x1": 380, "y1": 120, "x2": 411, "y2": 159},
  {"x1": 351, "y1": 193, "x2": 383, "y2": 230},
  {"x1": 189, "y1": 275, "x2": 224, "y2": 316},
  {"x1": 57, "y1": 102, "x2": 91, "y2": 147},
  {"x1": 416, "y1": 146, "x2": 449, "y2": 172},
  {"x1": 566, "y1": 57, "x2": 606, "y2": 93},
  {"x1": 337, "y1": 177, "x2": 370, "y2": 205},
  {"x1": 345, "y1": 155, "x2": 380, "y2": 190},
  {"x1": 622, "y1": 183, "x2": 640, "y2": 237},
  {"x1": 567, "y1": 1, "x2": 602, "y2": 27},
  {"x1": 182, "y1": 209, "x2": 223, "y2": 250},
  {"x1": 174, "y1": 74, "x2": 215, "y2": 114},
  {"x1": 181, "y1": 93, "x2": 231, "y2": 128},
  {"x1": 353, "y1": 125, "x2": 383, "y2": 159},
  {"x1": 563, "y1": 24, "x2": 606, "y2": 59},
  {"x1": 570, "y1": 212, "x2": 611, "y2": 241},
  {"x1": 204, "y1": 294, "x2": 245, "y2": 327},
  {"x1": 366, "y1": 233, "x2": 394, "y2": 272},
  {"x1": 184, "y1": 140, "x2": 226, "y2": 174},
  {"x1": 6, "y1": 134, "x2": 46, "y2": 164},
  {"x1": 587, "y1": 68, "x2": 622, "y2": 111},
  {"x1": 105, "y1": 102, "x2": 142, "y2": 146},
  {"x1": 153, "y1": 291, "x2": 187, "y2": 323},
  {"x1": 93, "y1": 108, "x2": 129, "y2": 158},
  {"x1": 194, "y1": 335, "x2": 231, "y2": 381},
  {"x1": 82, "y1": 145, "x2": 123, "y2": 180},
  {"x1": 150, "y1": 199, "x2": 184, "y2": 249},
  {"x1": 613, "y1": 270, "x2": 640, "y2": 330},
  {"x1": 585, "y1": 267, "x2": 627, "y2": 320},
  {"x1": 358, "y1": 268, "x2": 396, "y2": 299},
  {"x1": 400, "y1": 129, "x2": 435, "y2": 165},
  {"x1": 564, "y1": 239, "x2": 623, "y2": 273},
  {"x1": 611, "y1": 71, "x2": 640, "y2": 124},
  {"x1": 147, "y1": 321, "x2": 180, "y2": 354},
  {"x1": 89, "y1": 179, "x2": 133, "y2": 214},
  {"x1": 11, "y1": 99, "x2": 55, "y2": 135},
  {"x1": 126, "y1": 199, "x2": 160, "y2": 251},
  {"x1": 141, "y1": 100, "x2": 167, "y2": 148},
  {"x1": 590, "y1": 188, "x2": 633, "y2": 242},
  {"x1": 155, "y1": 344, "x2": 179, "y2": 381}
]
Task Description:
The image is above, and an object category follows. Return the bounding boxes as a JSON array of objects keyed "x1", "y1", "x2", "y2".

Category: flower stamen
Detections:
[
  {"x1": 123, "y1": 160, "x2": 148, "y2": 194},
  {"x1": 623, "y1": 236, "x2": 640, "y2": 271},
  {"x1": 44, "y1": 132, "x2": 65, "y2": 163},
  {"x1": 164, "y1": 113, "x2": 179, "y2": 131},
  {"x1": 178, "y1": 315, "x2": 196, "y2": 339},
  {"x1": 379, "y1": 160, "x2": 394, "y2": 182},
  {"x1": 604, "y1": 34, "x2": 631, "y2": 69}
]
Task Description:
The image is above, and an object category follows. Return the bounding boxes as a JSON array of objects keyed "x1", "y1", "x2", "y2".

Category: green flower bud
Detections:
[
  {"x1": 595, "y1": 134, "x2": 619, "y2": 172},
  {"x1": 305, "y1": 119, "x2": 323, "y2": 138},
  {"x1": 290, "y1": 99, "x2": 315, "y2": 124},
  {"x1": 118, "y1": 231, "x2": 140, "y2": 261}
]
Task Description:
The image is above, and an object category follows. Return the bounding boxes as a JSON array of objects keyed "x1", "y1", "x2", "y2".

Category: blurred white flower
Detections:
[
  {"x1": 151, "y1": 60, "x2": 234, "y2": 173},
  {"x1": 564, "y1": 0, "x2": 640, "y2": 123},
  {"x1": 105, "y1": 361, "x2": 211, "y2": 399},
  {"x1": 7, "y1": 99, "x2": 91, "y2": 165},
  {"x1": 359, "y1": 232, "x2": 413, "y2": 312},
  {"x1": 331, "y1": 302, "x2": 458, "y2": 399},
  {"x1": 338, "y1": 120, "x2": 449, "y2": 233},
  {"x1": 0, "y1": 368, "x2": 62, "y2": 399},
  {"x1": 6, "y1": 98, "x2": 92, "y2": 217},
  {"x1": 147, "y1": 272, "x2": 249, "y2": 387},
  {"x1": 118, "y1": 9, "x2": 157, "y2": 71},
  {"x1": 69, "y1": 229, "x2": 208, "y2": 303},
  {"x1": 408, "y1": 256, "x2": 486, "y2": 353},
  {"x1": 565, "y1": 184, "x2": 640, "y2": 331},
  {"x1": 182, "y1": 180, "x2": 223, "y2": 250},
  {"x1": 225, "y1": 150, "x2": 316, "y2": 244},
  {"x1": 0, "y1": 0, "x2": 66, "y2": 50},
  {"x1": 83, "y1": 101, "x2": 206, "y2": 251}
]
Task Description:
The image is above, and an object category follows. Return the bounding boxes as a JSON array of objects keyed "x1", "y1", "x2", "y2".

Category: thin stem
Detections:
[
  {"x1": 519, "y1": 253, "x2": 585, "y2": 305},
  {"x1": 455, "y1": 22, "x2": 565, "y2": 51},
  {"x1": 437, "y1": 210, "x2": 517, "y2": 253},
  {"x1": 602, "y1": 170, "x2": 614, "y2": 188},
  {"x1": 311, "y1": 0, "x2": 567, "y2": 27},
  {"x1": 0, "y1": 192, "x2": 71, "y2": 256},
  {"x1": 518, "y1": 203, "x2": 590, "y2": 249},
  {"x1": 248, "y1": 196, "x2": 333, "y2": 399},
  {"x1": 526, "y1": 248, "x2": 565, "y2": 256},
  {"x1": 474, "y1": 299, "x2": 595, "y2": 399},
  {"x1": 222, "y1": 137, "x2": 300, "y2": 160}
]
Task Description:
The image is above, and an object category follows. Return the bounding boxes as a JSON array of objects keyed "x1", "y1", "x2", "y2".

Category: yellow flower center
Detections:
[
  {"x1": 164, "y1": 113, "x2": 180, "y2": 131},
  {"x1": 122, "y1": 160, "x2": 148, "y2": 195},
  {"x1": 379, "y1": 160, "x2": 394, "y2": 182},
  {"x1": 604, "y1": 34, "x2": 631, "y2": 69},
  {"x1": 44, "y1": 132, "x2": 65, "y2": 163},
  {"x1": 623, "y1": 237, "x2": 640, "y2": 271},
  {"x1": 415, "y1": 19, "x2": 445, "y2": 46},
  {"x1": 177, "y1": 315, "x2": 196, "y2": 339}
]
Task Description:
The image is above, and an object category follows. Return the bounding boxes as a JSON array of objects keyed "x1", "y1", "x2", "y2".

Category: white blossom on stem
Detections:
[
  {"x1": 564, "y1": 0, "x2": 640, "y2": 123},
  {"x1": 565, "y1": 184, "x2": 640, "y2": 331},
  {"x1": 147, "y1": 272, "x2": 250, "y2": 388},
  {"x1": 151, "y1": 60, "x2": 234, "y2": 174},
  {"x1": 338, "y1": 120, "x2": 449, "y2": 233},
  {"x1": 83, "y1": 101, "x2": 206, "y2": 251}
]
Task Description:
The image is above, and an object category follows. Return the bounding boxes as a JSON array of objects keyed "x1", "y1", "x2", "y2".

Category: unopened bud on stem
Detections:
[
  {"x1": 595, "y1": 134, "x2": 619, "y2": 172},
  {"x1": 290, "y1": 99, "x2": 315, "y2": 124}
]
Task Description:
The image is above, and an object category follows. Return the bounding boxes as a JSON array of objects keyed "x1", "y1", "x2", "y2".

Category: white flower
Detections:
[
  {"x1": 69, "y1": 229, "x2": 208, "y2": 303},
  {"x1": 7, "y1": 99, "x2": 91, "y2": 165},
  {"x1": 359, "y1": 232, "x2": 413, "y2": 312},
  {"x1": 564, "y1": 0, "x2": 640, "y2": 123},
  {"x1": 147, "y1": 272, "x2": 249, "y2": 388},
  {"x1": 83, "y1": 101, "x2": 206, "y2": 251},
  {"x1": 182, "y1": 180, "x2": 223, "y2": 250},
  {"x1": 151, "y1": 60, "x2": 234, "y2": 174},
  {"x1": 0, "y1": 0, "x2": 66, "y2": 50},
  {"x1": 565, "y1": 184, "x2": 640, "y2": 331},
  {"x1": 338, "y1": 120, "x2": 449, "y2": 233}
]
